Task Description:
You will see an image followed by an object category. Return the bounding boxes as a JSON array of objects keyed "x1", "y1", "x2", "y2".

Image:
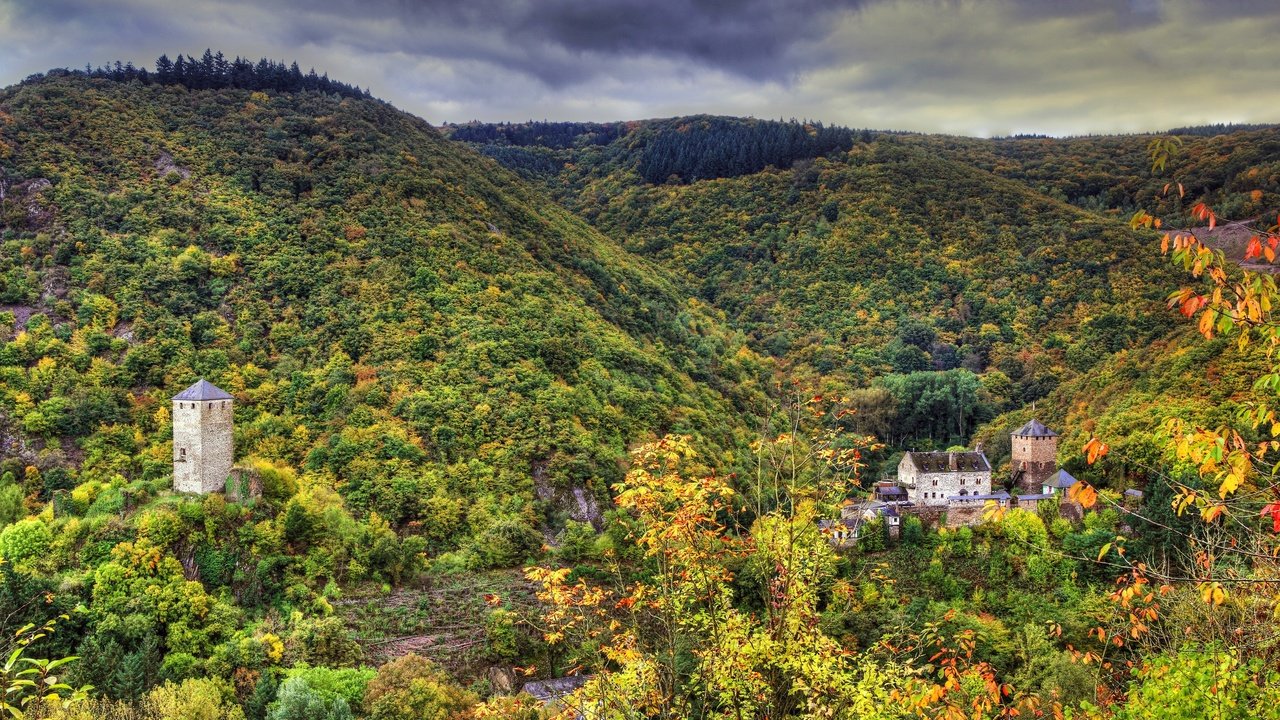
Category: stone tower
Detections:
[
  {"x1": 1011, "y1": 418, "x2": 1058, "y2": 494},
  {"x1": 172, "y1": 379, "x2": 234, "y2": 494}
]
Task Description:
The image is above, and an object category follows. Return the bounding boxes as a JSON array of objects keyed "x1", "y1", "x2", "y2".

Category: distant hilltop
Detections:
[{"x1": 23, "y1": 49, "x2": 373, "y2": 101}]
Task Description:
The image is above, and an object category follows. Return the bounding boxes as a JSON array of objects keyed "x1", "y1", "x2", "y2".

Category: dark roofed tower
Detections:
[
  {"x1": 1011, "y1": 418, "x2": 1057, "y2": 494},
  {"x1": 172, "y1": 379, "x2": 234, "y2": 494}
]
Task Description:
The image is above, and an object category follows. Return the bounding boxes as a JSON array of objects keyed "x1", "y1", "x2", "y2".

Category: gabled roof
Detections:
[
  {"x1": 903, "y1": 451, "x2": 991, "y2": 473},
  {"x1": 1013, "y1": 419, "x2": 1058, "y2": 438},
  {"x1": 1016, "y1": 493, "x2": 1055, "y2": 502},
  {"x1": 1043, "y1": 469, "x2": 1078, "y2": 489},
  {"x1": 173, "y1": 379, "x2": 234, "y2": 401}
]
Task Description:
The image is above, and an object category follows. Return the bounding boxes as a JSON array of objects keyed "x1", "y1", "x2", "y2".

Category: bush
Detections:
[
  {"x1": 284, "y1": 616, "x2": 363, "y2": 668},
  {"x1": 284, "y1": 666, "x2": 376, "y2": 712},
  {"x1": 555, "y1": 520, "x2": 597, "y2": 564},
  {"x1": 0, "y1": 518, "x2": 52, "y2": 566},
  {"x1": 901, "y1": 515, "x2": 925, "y2": 546},
  {"x1": 146, "y1": 677, "x2": 246, "y2": 720},
  {"x1": 269, "y1": 676, "x2": 353, "y2": 720},
  {"x1": 485, "y1": 609, "x2": 519, "y2": 660},
  {"x1": 0, "y1": 482, "x2": 22, "y2": 529},
  {"x1": 364, "y1": 654, "x2": 477, "y2": 720},
  {"x1": 470, "y1": 518, "x2": 541, "y2": 569}
]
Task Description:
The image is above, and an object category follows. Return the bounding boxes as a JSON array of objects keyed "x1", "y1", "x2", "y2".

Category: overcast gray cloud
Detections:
[{"x1": 0, "y1": 0, "x2": 1276, "y2": 135}]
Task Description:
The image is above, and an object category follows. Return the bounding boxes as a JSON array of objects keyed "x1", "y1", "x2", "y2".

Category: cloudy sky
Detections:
[{"x1": 0, "y1": 0, "x2": 1277, "y2": 136}]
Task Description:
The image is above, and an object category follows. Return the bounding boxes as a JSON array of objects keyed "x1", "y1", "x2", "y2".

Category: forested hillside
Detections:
[
  {"x1": 453, "y1": 118, "x2": 1263, "y2": 472},
  {"x1": 0, "y1": 71, "x2": 774, "y2": 715}
]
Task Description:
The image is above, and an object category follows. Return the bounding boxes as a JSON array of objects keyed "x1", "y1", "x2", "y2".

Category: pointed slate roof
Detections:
[
  {"x1": 1043, "y1": 469, "x2": 1078, "y2": 489},
  {"x1": 173, "y1": 379, "x2": 234, "y2": 402},
  {"x1": 1013, "y1": 419, "x2": 1058, "y2": 438}
]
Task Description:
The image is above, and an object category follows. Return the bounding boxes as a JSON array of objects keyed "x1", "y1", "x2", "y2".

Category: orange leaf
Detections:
[{"x1": 1084, "y1": 437, "x2": 1110, "y2": 464}]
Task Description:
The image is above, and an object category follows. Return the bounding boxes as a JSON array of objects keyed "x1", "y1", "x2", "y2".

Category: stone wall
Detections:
[
  {"x1": 904, "y1": 505, "x2": 946, "y2": 530},
  {"x1": 943, "y1": 502, "x2": 989, "y2": 527},
  {"x1": 173, "y1": 399, "x2": 234, "y2": 494},
  {"x1": 1012, "y1": 434, "x2": 1058, "y2": 493},
  {"x1": 906, "y1": 469, "x2": 991, "y2": 506}
]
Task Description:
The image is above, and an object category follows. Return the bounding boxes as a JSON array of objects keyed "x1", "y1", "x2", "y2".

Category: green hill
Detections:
[
  {"x1": 453, "y1": 118, "x2": 1224, "y2": 459},
  {"x1": 0, "y1": 74, "x2": 772, "y2": 545}
]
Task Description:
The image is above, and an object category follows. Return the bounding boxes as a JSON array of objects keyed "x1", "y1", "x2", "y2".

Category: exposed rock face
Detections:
[
  {"x1": 154, "y1": 151, "x2": 191, "y2": 179},
  {"x1": 531, "y1": 460, "x2": 604, "y2": 529}
]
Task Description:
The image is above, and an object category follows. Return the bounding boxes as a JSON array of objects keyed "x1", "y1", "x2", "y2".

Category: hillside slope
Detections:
[
  {"x1": 451, "y1": 118, "x2": 1280, "y2": 478},
  {"x1": 0, "y1": 75, "x2": 766, "y2": 536}
]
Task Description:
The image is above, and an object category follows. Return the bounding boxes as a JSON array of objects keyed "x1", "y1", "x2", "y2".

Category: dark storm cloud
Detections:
[
  {"x1": 1, "y1": 0, "x2": 1279, "y2": 134},
  {"x1": 7, "y1": 0, "x2": 865, "y2": 87}
]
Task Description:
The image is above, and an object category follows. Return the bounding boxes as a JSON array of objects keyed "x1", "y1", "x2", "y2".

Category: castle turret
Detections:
[
  {"x1": 172, "y1": 379, "x2": 234, "y2": 494},
  {"x1": 1011, "y1": 418, "x2": 1057, "y2": 494}
]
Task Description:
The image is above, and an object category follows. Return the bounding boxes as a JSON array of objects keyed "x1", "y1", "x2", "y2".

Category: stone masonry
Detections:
[
  {"x1": 897, "y1": 451, "x2": 992, "y2": 507},
  {"x1": 173, "y1": 379, "x2": 234, "y2": 494},
  {"x1": 1011, "y1": 419, "x2": 1058, "y2": 494}
]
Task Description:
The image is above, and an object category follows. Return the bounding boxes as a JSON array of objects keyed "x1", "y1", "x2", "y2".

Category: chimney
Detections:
[{"x1": 948, "y1": 452, "x2": 957, "y2": 471}]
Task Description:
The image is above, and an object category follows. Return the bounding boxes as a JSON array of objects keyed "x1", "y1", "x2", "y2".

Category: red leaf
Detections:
[
  {"x1": 1261, "y1": 503, "x2": 1280, "y2": 533},
  {"x1": 1246, "y1": 237, "x2": 1262, "y2": 260}
]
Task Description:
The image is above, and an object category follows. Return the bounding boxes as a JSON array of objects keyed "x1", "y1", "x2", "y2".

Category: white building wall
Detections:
[{"x1": 903, "y1": 468, "x2": 991, "y2": 506}]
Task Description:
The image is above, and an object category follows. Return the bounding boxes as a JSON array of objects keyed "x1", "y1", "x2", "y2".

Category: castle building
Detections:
[
  {"x1": 172, "y1": 379, "x2": 234, "y2": 494},
  {"x1": 1011, "y1": 419, "x2": 1058, "y2": 494},
  {"x1": 897, "y1": 450, "x2": 992, "y2": 507}
]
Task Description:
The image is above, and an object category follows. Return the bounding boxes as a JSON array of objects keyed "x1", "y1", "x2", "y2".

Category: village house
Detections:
[
  {"x1": 897, "y1": 450, "x2": 992, "y2": 507},
  {"x1": 821, "y1": 418, "x2": 1094, "y2": 542}
]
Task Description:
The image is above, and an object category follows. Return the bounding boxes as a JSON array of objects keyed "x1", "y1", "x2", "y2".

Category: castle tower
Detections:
[
  {"x1": 172, "y1": 379, "x2": 234, "y2": 494},
  {"x1": 1011, "y1": 418, "x2": 1057, "y2": 494}
]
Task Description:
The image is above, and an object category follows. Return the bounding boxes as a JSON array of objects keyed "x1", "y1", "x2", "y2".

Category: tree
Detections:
[
  {"x1": 362, "y1": 654, "x2": 476, "y2": 720},
  {"x1": 1061, "y1": 137, "x2": 1280, "y2": 713},
  {"x1": 1, "y1": 616, "x2": 90, "y2": 719},
  {"x1": 502, "y1": 415, "x2": 964, "y2": 719},
  {"x1": 269, "y1": 676, "x2": 353, "y2": 720},
  {"x1": 146, "y1": 677, "x2": 246, "y2": 720}
]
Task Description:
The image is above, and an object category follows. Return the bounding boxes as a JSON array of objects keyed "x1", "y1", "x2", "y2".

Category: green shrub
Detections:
[
  {"x1": 269, "y1": 676, "x2": 353, "y2": 720},
  {"x1": 0, "y1": 518, "x2": 52, "y2": 566},
  {"x1": 284, "y1": 666, "x2": 376, "y2": 712}
]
